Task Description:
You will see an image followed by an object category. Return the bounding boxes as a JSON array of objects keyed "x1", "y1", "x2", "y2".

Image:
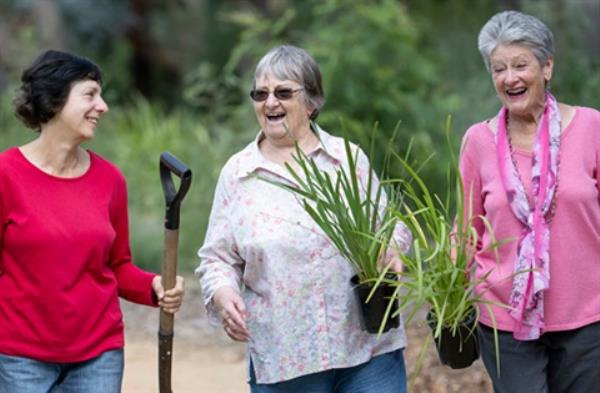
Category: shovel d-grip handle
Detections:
[
  {"x1": 160, "y1": 151, "x2": 192, "y2": 230},
  {"x1": 158, "y1": 151, "x2": 192, "y2": 393}
]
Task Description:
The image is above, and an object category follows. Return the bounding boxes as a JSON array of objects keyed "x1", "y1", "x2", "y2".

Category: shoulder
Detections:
[
  {"x1": 563, "y1": 105, "x2": 600, "y2": 137},
  {"x1": 566, "y1": 106, "x2": 600, "y2": 148},
  {"x1": 0, "y1": 148, "x2": 15, "y2": 184},
  {"x1": 319, "y1": 129, "x2": 346, "y2": 151},
  {"x1": 463, "y1": 119, "x2": 494, "y2": 142},
  {"x1": 0, "y1": 147, "x2": 24, "y2": 175},
  {"x1": 0, "y1": 146, "x2": 21, "y2": 160},
  {"x1": 0, "y1": 146, "x2": 18, "y2": 165},
  {"x1": 219, "y1": 140, "x2": 256, "y2": 179},
  {"x1": 88, "y1": 150, "x2": 126, "y2": 185},
  {"x1": 570, "y1": 106, "x2": 600, "y2": 124},
  {"x1": 89, "y1": 151, "x2": 124, "y2": 176},
  {"x1": 460, "y1": 119, "x2": 495, "y2": 163},
  {"x1": 317, "y1": 127, "x2": 364, "y2": 165}
]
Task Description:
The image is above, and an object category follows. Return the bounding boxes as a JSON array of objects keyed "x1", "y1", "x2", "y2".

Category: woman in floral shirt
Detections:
[{"x1": 196, "y1": 45, "x2": 411, "y2": 392}]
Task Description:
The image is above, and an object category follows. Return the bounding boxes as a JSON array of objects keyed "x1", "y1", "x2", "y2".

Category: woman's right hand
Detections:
[{"x1": 212, "y1": 286, "x2": 251, "y2": 342}]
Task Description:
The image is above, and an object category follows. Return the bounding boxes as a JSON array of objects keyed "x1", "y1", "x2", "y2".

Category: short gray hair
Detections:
[
  {"x1": 253, "y1": 45, "x2": 325, "y2": 120},
  {"x1": 478, "y1": 11, "x2": 554, "y2": 72}
]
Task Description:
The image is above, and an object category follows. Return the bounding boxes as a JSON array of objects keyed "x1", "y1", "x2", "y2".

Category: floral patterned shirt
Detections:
[{"x1": 196, "y1": 126, "x2": 411, "y2": 384}]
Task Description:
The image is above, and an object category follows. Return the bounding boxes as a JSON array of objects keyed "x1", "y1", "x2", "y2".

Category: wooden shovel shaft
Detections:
[
  {"x1": 159, "y1": 228, "x2": 179, "y2": 393},
  {"x1": 158, "y1": 326, "x2": 173, "y2": 393}
]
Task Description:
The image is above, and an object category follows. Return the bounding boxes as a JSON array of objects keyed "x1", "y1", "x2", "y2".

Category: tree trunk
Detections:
[
  {"x1": 32, "y1": 0, "x2": 67, "y2": 50},
  {"x1": 127, "y1": 0, "x2": 180, "y2": 100}
]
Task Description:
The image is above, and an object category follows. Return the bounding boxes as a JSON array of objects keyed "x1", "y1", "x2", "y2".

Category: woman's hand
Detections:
[
  {"x1": 212, "y1": 286, "x2": 250, "y2": 342},
  {"x1": 152, "y1": 275, "x2": 185, "y2": 314},
  {"x1": 378, "y1": 248, "x2": 403, "y2": 273}
]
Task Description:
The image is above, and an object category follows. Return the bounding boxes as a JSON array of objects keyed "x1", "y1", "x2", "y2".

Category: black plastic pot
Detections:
[
  {"x1": 351, "y1": 274, "x2": 399, "y2": 333},
  {"x1": 428, "y1": 310, "x2": 479, "y2": 369}
]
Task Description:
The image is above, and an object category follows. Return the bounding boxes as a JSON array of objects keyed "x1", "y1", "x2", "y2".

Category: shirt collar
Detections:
[{"x1": 234, "y1": 123, "x2": 343, "y2": 179}]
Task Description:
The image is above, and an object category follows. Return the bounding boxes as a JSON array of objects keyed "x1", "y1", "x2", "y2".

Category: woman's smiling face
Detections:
[
  {"x1": 50, "y1": 79, "x2": 109, "y2": 140},
  {"x1": 252, "y1": 72, "x2": 312, "y2": 145},
  {"x1": 490, "y1": 43, "x2": 553, "y2": 120}
]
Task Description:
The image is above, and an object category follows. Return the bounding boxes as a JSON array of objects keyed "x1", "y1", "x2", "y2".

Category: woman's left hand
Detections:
[
  {"x1": 152, "y1": 275, "x2": 185, "y2": 314},
  {"x1": 378, "y1": 248, "x2": 403, "y2": 273}
]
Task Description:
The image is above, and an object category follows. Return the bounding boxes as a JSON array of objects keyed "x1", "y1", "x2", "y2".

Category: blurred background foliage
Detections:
[{"x1": 1, "y1": 0, "x2": 599, "y2": 272}]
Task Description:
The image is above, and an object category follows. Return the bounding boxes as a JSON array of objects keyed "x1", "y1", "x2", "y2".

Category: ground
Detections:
[{"x1": 120, "y1": 285, "x2": 493, "y2": 393}]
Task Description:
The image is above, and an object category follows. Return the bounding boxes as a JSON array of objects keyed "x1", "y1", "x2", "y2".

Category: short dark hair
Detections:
[{"x1": 14, "y1": 50, "x2": 103, "y2": 130}]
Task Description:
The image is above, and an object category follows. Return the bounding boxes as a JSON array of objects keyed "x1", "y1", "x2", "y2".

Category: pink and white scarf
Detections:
[{"x1": 495, "y1": 93, "x2": 561, "y2": 340}]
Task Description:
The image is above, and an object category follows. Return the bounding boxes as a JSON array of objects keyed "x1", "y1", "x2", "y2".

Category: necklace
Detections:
[{"x1": 506, "y1": 114, "x2": 561, "y2": 224}]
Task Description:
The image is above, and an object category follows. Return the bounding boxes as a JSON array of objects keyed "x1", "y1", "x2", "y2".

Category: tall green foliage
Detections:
[
  {"x1": 2, "y1": 0, "x2": 599, "y2": 274},
  {"x1": 186, "y1": 0, "x2": 459, "y2": 195},
  {"x1": 259, "y1": 124, "x2": 399, "y2": 283}
]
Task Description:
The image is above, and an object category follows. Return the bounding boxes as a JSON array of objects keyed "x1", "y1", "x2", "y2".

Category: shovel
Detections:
[{"x1": 158, "y1": 151, "x2": 192, "y2": 393}]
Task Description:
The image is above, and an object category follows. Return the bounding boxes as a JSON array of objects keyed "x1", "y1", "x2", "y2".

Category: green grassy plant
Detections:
[
  {"x1": 392, "y1": 117, "x2": 507, "y2": 373},
  {"x1": 259, "y1": 123, "x2": 400, "y2": 284}
]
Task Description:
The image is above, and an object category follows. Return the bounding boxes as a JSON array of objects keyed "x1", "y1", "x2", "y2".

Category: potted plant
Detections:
[
  {"x1": 391, "y1": 118, "x2": 504, "y2": 370},
  {"x1": 260, "y1": 124, "x2": 402, "y2": 335}
]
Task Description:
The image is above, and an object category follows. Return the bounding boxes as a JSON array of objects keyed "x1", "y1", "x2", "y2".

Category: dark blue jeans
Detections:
[
  {"x1": 478, "y1": 321, "x2": 600, "y2": 393},
  {"x1": 249, "y1": 349, "x2": 406, "y2": 393},
  {"x1": 0, "y1": 349, "x2": 123, "y2": 393}
]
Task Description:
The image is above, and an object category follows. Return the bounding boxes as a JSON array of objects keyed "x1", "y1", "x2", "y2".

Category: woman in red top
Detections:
[{"x1": 0, "y1": 50, "x2": 184, "y2": 393}]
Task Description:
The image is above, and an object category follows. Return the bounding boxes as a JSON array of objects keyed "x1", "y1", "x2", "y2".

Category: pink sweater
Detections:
[
  {"x1": 0, "y1": 147, "x2": 157, "y2": 362},
  {"x1": 460, "y1": 106, "x2": 600, "y2": 333}
]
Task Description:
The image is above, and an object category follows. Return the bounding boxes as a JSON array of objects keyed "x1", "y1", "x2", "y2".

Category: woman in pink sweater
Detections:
[
  {"x1": 0, "y1": 50, "x2": 185, "y2": 392},
  {"x1": 461, "y1": 10, "x2": 600, "y2": 393}
]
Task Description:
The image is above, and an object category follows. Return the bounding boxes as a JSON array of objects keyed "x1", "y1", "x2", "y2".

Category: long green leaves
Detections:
[
  {"x1": 259, "y1": 125, "x2": 398, "y2": 283},
  {"x1": 391, "y1": 116, "x2": 504, "y2": 334}
]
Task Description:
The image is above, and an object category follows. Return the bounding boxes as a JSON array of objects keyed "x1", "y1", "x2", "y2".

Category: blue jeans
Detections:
[
  {"x1": 249, "y1": 349, "x2": 406, "y2": 393},
  {"x1": 0, "y1": 349, "x2": 123, "y2": 393}
]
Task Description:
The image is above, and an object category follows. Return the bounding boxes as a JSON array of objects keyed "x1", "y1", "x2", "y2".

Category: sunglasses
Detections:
[{"x1": 249, "y1": 87, "x2": 304, "y2": 102}]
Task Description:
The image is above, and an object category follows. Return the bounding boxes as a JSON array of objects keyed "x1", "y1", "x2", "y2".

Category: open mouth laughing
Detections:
[
  {"x1": 506, "y1": 87, "x2": 527, "y2": 98},
  {"x1": 266, "y1": 113, "x2": 286, "y2": 123}
]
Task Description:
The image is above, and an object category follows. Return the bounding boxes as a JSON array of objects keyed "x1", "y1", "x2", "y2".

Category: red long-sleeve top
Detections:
[{"x1": 0, "y1": 147, "x2": 156, "y2": 362}]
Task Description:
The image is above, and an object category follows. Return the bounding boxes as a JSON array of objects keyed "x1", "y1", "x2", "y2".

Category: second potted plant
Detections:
[{"x1": 391, "y1": 119, "x2": 504, "y2": 370}]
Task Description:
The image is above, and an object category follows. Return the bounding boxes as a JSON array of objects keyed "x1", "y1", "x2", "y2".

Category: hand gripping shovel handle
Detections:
[{"x1": 158, "y1": 152, "x2": 192, "y2": 393}]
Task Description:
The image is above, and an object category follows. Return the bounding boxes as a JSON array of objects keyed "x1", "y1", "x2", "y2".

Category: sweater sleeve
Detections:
[
  {"x1": 0, "y1": 174, "x2": 5, "y2": 274},
  {"x1": 195, "y1": 166, "x2": 244, "y2": 324},
  {"x1": 109, "y1": 173, "x2": 157, "y2": 306},
  {"x1": 459, "y1": 126, "x2": 486, "y2": 251},
  {"x1": 597, "y1": 117, "x2": 600, "y2": 205}
]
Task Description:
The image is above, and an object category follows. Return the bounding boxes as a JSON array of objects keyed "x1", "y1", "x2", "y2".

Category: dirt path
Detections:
[
  {"x1": 123, "y1": 339, "x2": 246, "y2": 393},
  {"x1": 120, "y1": 287, "x2": 492, "y2": 393}
]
